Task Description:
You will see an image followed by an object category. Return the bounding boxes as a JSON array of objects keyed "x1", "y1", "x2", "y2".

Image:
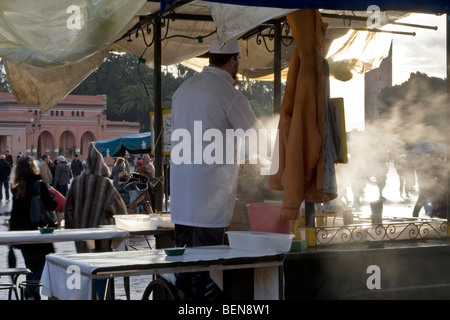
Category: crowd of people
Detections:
[
  {"x1": 336, "y1": 143, "x2": 447, "y2": 220},
  {"x1": 3, "y1": 147, "x2": 160, "y2": 299}
]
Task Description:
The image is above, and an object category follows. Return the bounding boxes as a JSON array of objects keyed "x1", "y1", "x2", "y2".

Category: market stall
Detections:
[{"x1": 0, "y1": 0, "x2": 448, "y2": 300}]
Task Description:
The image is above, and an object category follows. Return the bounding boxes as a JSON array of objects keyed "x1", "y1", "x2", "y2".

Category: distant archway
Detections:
[
  {"x1": 59, "y1": 130, "x2": 76, "y2": 158},
  {"x1": 37, "y1": 131, "x2": 55, "y2": 159},
  {"x1": 80, "y1": 131, "x2": 95, "y2": 159}
]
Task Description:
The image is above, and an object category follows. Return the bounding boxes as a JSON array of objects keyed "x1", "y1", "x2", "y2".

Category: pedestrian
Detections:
[
  {"x1": 412, "y1": 153, "x2": 439, "y2": 217},
  {"x1": 64, "y1": 144, "x2": 127, "y2": 253},
  {"x1": 70, "y1": 153, "x2": 84, "y2": 177},
  {"x1": 116, "y1": 171, "x2": 131, "y2": 204},
  {"x1": 0, "y1": 154, "x2": 11, "y2": 201},
  {"x1": 370, "y1": 147, "x2": 390, "y2": 200},
  {"x1": 136, "y1": 154, "x2": 155, "y2": 182},
  {"x1": 170, "y1": 38, "x2": 263, "y2": 299},
  {"x1": 38, "y1": 154, "x2": 53, "y2": 185},
  {"x1": 349, "y1": 150, "x2": 368, "y2": 210},
  {"x1": 53, "y1": 156, "x2": 72, "y2": 197},
  {"x1": 123, "y1": 153, "x2": 131, "y2": 174},
  {"x1": 111, "y1": 157, "x2": 126, "y2": 189},
  {"x1": 16, "y1": 152, "x2": 24, "y2": 164},
  {"x1": 136, "y1": 154, "x2": 156, "y2": 210},
  {"x1": 394, "y1": 152, "x2": 415, "y2": 198},
  {"x1": 5, "y1": 150, "x2": 13, "y2": 167},
  {"x1": 9, "y1": 156, "x2": 57, "y2": 300},
  {"x1": 51, "y1": 158, "x2": 58, "y2": 185}
]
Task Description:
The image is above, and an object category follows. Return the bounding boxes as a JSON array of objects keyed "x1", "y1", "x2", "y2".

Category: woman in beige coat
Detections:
[{"x1": 38, "y1": 154, "x2": 53, "y2": 185}]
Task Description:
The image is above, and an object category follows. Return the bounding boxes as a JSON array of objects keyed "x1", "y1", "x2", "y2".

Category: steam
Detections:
[
  {"x1": 338, "y1": 84, "x2": 447, "y2": 212},
  {"x1": 237, "y1": 114, "x2": 282, "y2": 202},
  {"x1": 239, "y1": 84, "x2": 447, "y2": 214}
]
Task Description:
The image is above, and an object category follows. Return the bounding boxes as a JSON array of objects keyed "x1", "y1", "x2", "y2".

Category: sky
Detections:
[{"x1": 329, "y1": 13, "x2": 447, "y2": 131}]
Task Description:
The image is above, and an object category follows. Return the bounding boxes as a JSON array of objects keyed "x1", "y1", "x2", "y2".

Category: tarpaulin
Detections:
[
  {"x1": 327, "y1": 29, "x2": 394, "y2": 81},
  {"x1": 0, "y1": 0, "x2": 146, "y2": 68},
  {"x1": 4, "y1": 45, "x2": 111, "y2": 114},
  {"x1": 91, "y1": 132, "x2": 151, "y2": 157}
]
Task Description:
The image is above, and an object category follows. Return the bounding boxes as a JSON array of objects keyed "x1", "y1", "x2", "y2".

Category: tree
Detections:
[
  {"x1": 241, "y1": 80, "x2": 280, "y2": 118},
  {"x1": 376, "y1": 72, "x2": 447, "y2": 145},
  {"x1": 72, "y1": 52, "x2": 280, "y2": 127},
  {"x1": 0, "y1": 60, "x2": 10, "y2": 92},
  {"x1": 119, "y1": 84, "x2": 153, "y2": 132},
  {"x1": 71, "y1": 52, "x2": 152, "y2": 123}
]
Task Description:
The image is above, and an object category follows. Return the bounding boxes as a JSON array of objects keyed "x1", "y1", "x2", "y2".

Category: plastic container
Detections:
[
  {"x1": 157, "y1": 213, "x2": 174, "y2": 229},
  {"x1": 246, "y1": 203, "x2": 292, "y2": 234},
  {"x1": 226, "y1": 231, "x2": 294, "y2": 253},
  {"x1": 113, "y1": 214, "x2": 158, "y2": 231}
]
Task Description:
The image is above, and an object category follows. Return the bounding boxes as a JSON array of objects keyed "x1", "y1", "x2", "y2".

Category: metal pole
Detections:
[
  {"x1": 446, "y1": 14, "x2": 449, "y2": 234},
  {"x1": 305, "y1": 201, "x2": 316, "y2": 246},
  {"x1": 274, "y1": 22, "x2": 282, "y2": 114},
  {"x1": 154, "y1": 16, "x2": 163, "y2": 213}
]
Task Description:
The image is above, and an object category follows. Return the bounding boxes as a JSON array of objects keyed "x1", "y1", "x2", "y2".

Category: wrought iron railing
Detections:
[{"x1": 315, "y1": 217, "x2": 447, "y2": 245}]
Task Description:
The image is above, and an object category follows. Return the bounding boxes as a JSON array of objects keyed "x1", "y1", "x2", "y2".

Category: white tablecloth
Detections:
[
  {"x1": 0, "y1": 227, "x2": 130, "y2": 250},
  {"x1": 41, "y1": 246, "x2": 284, "y2": 300}
]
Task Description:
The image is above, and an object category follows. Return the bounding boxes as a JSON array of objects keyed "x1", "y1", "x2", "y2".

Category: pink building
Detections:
[{"x1": 0, "y1": 92, "x2": 140, "y2": 162}]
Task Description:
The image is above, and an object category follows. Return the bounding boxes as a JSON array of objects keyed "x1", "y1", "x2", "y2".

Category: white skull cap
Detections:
[{"x1": 210, "y1": 38, "x2": 240, "y2": 54}]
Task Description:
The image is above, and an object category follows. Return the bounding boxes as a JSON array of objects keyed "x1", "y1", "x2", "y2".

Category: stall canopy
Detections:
[
  {"x1": 91, "y1": 132, "x2": 151, "y2": 158},
  {"x1": 0, "y1": 1, "x2": 447, "y2": 112}
]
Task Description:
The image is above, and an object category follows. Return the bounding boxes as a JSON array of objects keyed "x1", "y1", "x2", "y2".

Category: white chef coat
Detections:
[{"x1": 170, "y1": 65, "x2": 262, "y2": 228}]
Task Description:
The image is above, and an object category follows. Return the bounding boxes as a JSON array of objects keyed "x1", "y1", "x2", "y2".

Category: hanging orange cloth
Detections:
[{"x1": 268, "y1": 9, "x2": 336, "y2": 220}]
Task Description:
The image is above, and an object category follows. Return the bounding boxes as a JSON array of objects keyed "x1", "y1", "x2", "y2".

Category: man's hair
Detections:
[
  {"x1": 42, "y1": 154, "x2": 48, "y2": 160},
  {"x1": 209, "y1": 53, "x2": 238, "y2": 67}
]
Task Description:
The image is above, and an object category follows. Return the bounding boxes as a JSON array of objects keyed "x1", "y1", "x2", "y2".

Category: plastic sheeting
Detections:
[
  {"x1": 0, "y1": 0, "x2": 146, "y2": 112},
  {"x1": 0, "y1": 0, "x2": 414, "y2": 112},
  {"x1": 4, "y1": 45, "x2": 111, "y2": 114},
  {"x1": 327, "y1": 29, "x2": 394, "y2": 81},
  {"x1": 205, "y1": 2, "x2": 294, "y2": 45},
  {"x1": 0, "y1": 0, "x2": 146, "y2": 68}
]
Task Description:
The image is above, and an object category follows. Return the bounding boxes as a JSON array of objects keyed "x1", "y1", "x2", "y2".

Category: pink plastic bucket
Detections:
[{"x1": 246, "y1": 203, "x2": 292, "y2": 234}]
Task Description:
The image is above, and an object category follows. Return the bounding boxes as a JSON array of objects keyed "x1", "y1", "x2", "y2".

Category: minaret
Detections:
[{"x1": 364, "y1": 42, "x2": 393, "y2": 123}]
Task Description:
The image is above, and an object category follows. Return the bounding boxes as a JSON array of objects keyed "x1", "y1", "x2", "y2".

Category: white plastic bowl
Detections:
[
  {"x1": 226, "y1": 231, "x2": 294, "y2": 253},
  {"x1": 113, "y1": 214, "x2": 158, "y2": 231}
]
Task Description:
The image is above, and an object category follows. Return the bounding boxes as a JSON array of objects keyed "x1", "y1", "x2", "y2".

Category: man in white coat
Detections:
[{"x1": 170, "y1": 38, "x2": 263, "y2": 299}]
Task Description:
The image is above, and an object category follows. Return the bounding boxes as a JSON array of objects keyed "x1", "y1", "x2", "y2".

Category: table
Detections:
[
  {"x1": 0, "y1": 227, "x2": 130, "y2": 250},
  {"x1": 41, "y1": 245, "x2": 285, "y2": 300}
]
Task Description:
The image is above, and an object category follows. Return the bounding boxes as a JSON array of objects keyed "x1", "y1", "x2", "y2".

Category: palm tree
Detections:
[{"x1": 119, "y1": 84, "x2": 154, "y2": 132}]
